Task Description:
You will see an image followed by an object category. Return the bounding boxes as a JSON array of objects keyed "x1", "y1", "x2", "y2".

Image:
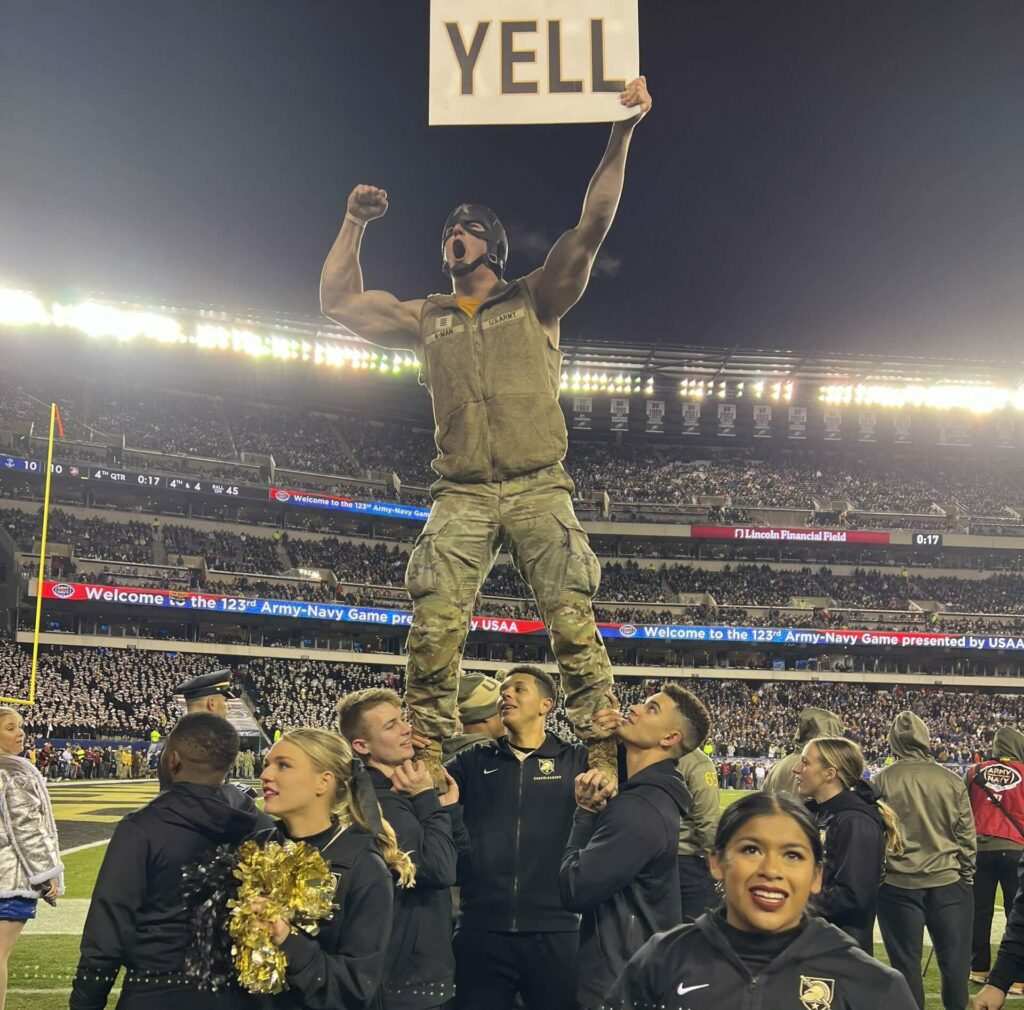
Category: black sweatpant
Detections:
[
  {"x1": 678, "y1": 854, "x2": 717, "y2": 922},
  {"x1": 453, "y1": 927, "x2": 578, "y2": 1010},
  {"x1": 877, "y1": 879, "x2": 973, "y2": 1010},
  {"x1": 972, "y1": 848, "x2": 1023, "y2": 972}
]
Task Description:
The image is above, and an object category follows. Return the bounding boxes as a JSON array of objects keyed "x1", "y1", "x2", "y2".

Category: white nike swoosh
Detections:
[
  {"x1": 677, "y1": 983, "x2": 710, "y2": 996},
  {"x1": 483, "y1": 768, "x2": 499, "y2": 775}
]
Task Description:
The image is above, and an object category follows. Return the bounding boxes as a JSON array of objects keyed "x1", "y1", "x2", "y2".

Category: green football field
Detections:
[{"x1": 6, "y1": 785, "x2": 982, "y2": 1010}]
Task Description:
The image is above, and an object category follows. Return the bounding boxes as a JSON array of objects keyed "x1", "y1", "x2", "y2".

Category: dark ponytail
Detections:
[{"x1": 714, "y1": 792, "x2": 824, "y2": 863}]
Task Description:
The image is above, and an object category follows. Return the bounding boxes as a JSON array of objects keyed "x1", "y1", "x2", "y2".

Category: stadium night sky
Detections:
[{"x1": 2, "y1": 1, "x2": 1023, "y2": 357}]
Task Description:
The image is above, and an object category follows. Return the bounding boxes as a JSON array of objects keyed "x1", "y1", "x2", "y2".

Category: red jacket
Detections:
[{"x1": 968, "y1": 759, "x2": 1024, "y2": 844}]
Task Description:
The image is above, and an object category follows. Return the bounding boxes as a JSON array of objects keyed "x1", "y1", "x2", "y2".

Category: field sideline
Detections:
[{"x1": 6, "y1": 783, "x2": 1000, "y2": 1010}]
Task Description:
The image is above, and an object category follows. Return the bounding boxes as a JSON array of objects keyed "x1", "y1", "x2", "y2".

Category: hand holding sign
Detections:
[
  {"x1": 619, "y1": 74, "x2": 651, "y2": 123},
  {"x1": 429, "y1": 0, "x2": 640, "y2": 126}
]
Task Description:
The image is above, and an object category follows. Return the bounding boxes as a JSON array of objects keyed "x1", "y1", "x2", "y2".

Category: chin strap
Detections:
[{"x1": 444, "y1": 251, "x2": 502, "y2": 280}]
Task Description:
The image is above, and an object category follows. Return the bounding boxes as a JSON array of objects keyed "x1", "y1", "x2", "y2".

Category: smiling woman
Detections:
[{"x1": 604, "y1": 793, "x2": 918, "y2": 1010}]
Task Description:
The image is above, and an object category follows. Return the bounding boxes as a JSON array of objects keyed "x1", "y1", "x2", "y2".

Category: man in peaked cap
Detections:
[
  {"x1": 174, "y1": 669, "x2": 234, "y2": 717},
  {"x1": 171, "y1": 668, "x2": 273, "y2": 829}
]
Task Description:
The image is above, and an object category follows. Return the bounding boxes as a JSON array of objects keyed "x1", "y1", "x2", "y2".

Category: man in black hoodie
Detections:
[
  {"x1": 70, "y1": 714, "x2": 256, "y2": 1010},
  {"x1": 337, "y1": 687, "x2": 460, "y2": 1010},
  {"x1": 560, "y1": 683, "x2": 709, "y2": 1010},
  {"x1": 446, "y1": 664, "x2": 604, "y2": 1010}
]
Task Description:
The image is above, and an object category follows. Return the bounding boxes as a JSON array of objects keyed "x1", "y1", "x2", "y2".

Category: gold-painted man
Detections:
[{"x1": 321, "y1": 77, "x2": 653, "y2": 782}]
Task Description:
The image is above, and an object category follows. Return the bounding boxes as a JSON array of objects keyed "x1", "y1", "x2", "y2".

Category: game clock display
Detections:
[{"x1": 912, "y1": 532, "x2": 944, "y2": 548}]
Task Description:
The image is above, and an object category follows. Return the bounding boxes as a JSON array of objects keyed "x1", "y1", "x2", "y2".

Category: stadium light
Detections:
[
  {"x1": 818, "y1": 382, "x2": 1024, "y2": 414},
  {"x1": 0, "y1": 288, "x2": 51, "y2": 327},
  {"x1": 559, "y1": 370, "x2": 650, "y2": 394},
  {"x1": 0, "y1": 286, "x2": 422, "y2": 377}
]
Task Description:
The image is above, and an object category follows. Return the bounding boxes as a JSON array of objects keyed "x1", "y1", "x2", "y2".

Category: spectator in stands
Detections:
[
  {"x1": 256, "y1": 728, "x2": 409, "y2": 1010},
  {"x1": 338, "y1": 688, "x2": 460, "y2": 1010},
  {"x1": 876, "y1": 712, "x2": 976, "y2": 1010},
  {"x1": 605, "y1": 792, "x2": 916, "y2": 1010},
  {"x1": 967, "y1": 727, "x2": 1024, "y2": 991},
  {"x1": 763, "y1": 707, "x2": 844, "y2": 796},
  {"x1": 0, "y1": 706, "x2": 62, "y2": 1010},
  {"x1": 795, "y1": 736, "x2": 902, "y2": 953}
]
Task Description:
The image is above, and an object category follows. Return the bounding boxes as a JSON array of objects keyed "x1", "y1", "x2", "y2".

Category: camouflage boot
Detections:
[{"x1": 415, "y1": 737, "x2": 448, "y2": 792}]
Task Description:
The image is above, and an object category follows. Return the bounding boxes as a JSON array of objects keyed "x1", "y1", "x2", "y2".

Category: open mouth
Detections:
[
  {"x1": 262, "y1": 787, "x2": 278, "y2": 801},
  {"x1": 749, "y1": 887, "x2": 788, "y2": 911},
  {"x1": 452, "y1": 238, "x2": 466, "y2": 259}
]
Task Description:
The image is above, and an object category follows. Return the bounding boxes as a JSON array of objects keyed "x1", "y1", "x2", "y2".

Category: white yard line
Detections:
[{"x1": 61, "y1": 839, "x2": 109, "y2": 856}]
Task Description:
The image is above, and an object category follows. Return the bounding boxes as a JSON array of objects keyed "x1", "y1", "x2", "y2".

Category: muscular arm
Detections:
[
  {"x1": 319, "y1": 185, "x2": 423, "y2": 350},
  {"x1": 530, "y1": 77, "x2": 651, "y2": 325}
]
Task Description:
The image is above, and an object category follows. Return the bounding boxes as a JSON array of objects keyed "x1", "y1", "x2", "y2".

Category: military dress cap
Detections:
[{"x1": 174, "y1": 669, "x2": 234, "y2": 702}]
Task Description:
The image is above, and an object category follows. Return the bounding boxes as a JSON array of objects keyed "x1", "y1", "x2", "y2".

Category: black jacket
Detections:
[
  {"x1": 221, "y1": 780, "x2": 276, "y2": 831},
  {"x1": 605, "y1": 911, "x2": 917, "y2": 1010},
  {"x1": 70, "y1": 782, "x2": 259, "y2": 1010},
  {"x1": 258, "y1": 820, "x2": 394, "y2": 1010},
  {"x1": 806, "y1": 782, "x2": 886, "y2": 952},
  {"x1": 990, "y1": 850, "x2": 1024, "y2": 993},
  {"x1": 560, "y1": 756, "x2": 689, "y2": 1007},
  {"x1": 369, "y1": 767, "x2": 458, "y2": 1010},
  {"x1": 446, "y1": 732, "x2": 588, "y2": 932}
]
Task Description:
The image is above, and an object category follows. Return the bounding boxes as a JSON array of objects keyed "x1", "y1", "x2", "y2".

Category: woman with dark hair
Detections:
[
  {"x1": 604, "y1": 792, "x2": 916, "y2": 1010},
  {"x1": 796, "y1": 736, "x2": 903, "y2": 953}
]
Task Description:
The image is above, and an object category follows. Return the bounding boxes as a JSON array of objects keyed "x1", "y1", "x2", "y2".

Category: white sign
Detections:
[{"x1": 429, "y1": 0, "x2": 640, "y2": 126}]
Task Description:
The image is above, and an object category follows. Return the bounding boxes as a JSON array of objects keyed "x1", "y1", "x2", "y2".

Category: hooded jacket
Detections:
[
  {"x1": 259, "y1": 819, "x2": 395, "y2": 1010},
  {"x1": 0, "y1": 754, "x2": 63, "y2": 899},
  {"x1": 763, "y1": 708, "x2": 844, "y2": 797},
  {"x1": 560, "y1": 756, "x2": 690, "y2": 1007},
  {"x1": 874, "y1": 712, "x2": 976, "y2": 888},
  {"x1": 968, "y1": 726, "x2": 1024, "y2": 853},
  {"x1": 604, "y1": 910, "x2": 917, "y2": 1010},
  {"x1": 369, "y1": 766, "x2": 458, "y2": 1010},
  {"x1": 806, "y1": 782, "x2": 886, "y2": 952},
  {"x1": 70, "y1": 781, "x2": 259, "y2": 1010},
  {"x1": 676, "y1": 748, "x2": 720, "y2": 858},
  {"x1": 446, "y1": 731, "x2": 588, "y2": 932}
]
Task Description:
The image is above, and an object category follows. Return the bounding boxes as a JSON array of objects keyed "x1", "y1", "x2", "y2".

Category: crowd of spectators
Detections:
[
  {"x1": 162, "y1": 523, "x2": 282, "y2": 573},
  {"x1": 335, "y1": 415, "x2": 437, "y2": 485},
  {"x1": 231, "y1": 407, "x2": 352, "y2": 474},
  {"x1": 285, "y1": 536, "x2": 408, "y2": 583},
  {"x1": 91, "y1": 393, "x2": 234, "y2": 458},
  {"x1": 0, "y1": 507, "x2": 153, "y2": 563},
  {"x1": 4, "y1": 641, "x2": 1022, "y2": 770}
]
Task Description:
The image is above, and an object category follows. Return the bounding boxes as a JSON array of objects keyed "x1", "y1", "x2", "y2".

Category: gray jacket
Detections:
[{"x1": 0, "y1": 754, "x2": 63, "y2": 899}]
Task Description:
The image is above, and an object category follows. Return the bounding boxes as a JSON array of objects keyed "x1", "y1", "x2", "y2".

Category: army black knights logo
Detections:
[
  {"x1": 537, "y1": 758, "x2": 555, "y2": 775},
  {"x1": 799, "y1": 976, "x2": 835, "y2": 1010}
]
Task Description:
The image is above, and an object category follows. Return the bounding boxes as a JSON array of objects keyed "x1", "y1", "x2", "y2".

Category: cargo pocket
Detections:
[
  {"x1": 404, "y1": 517, "x2": 450, "y2": 599},
  {"x1": 554, "y1": 514, "x2": 601, "y2": 598}
]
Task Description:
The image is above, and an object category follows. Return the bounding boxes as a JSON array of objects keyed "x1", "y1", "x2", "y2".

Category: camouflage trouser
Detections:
[{"x1": 404, "y1": 462, "x2": 615, "y2": 744}]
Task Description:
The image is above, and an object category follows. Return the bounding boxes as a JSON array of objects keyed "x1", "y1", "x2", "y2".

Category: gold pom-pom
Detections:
[{"x1": 228, "y1": 839, "x2": 337, "y2": 994}]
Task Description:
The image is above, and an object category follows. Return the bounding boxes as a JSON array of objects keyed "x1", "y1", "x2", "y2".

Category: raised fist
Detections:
[{"x1": 347, "y1": 184, "x2": 389, "y2": 223}]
